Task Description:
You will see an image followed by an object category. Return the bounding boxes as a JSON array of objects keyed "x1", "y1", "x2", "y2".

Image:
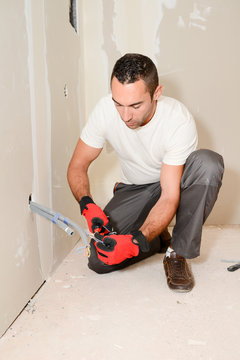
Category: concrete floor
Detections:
[{"x1": 0, "y1": 226, "x2": 240, "y2": 360}]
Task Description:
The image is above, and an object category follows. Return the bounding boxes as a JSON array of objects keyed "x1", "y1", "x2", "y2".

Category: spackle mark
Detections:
[
  {"x1": 14, "y1": 233, "x2": 30, "y2": 266},
  {"x1": 189, "y1": 3, "x2": 212, "y2": 31},
  {"x1": 190, "y1": 4, "x2": 207, "y2": 22},
  {"x1": 189, "y1": 22, "x2": 206, "y2": 31},
  {"x1": 178, "y1": 16, "x2": 185, "y2": 28},
  {"x1": 63, "y1": 285, "x2": 72, "y2": 289},
  {"x1": 188, "y1": 339, "x2": 206, "y2": 346}
]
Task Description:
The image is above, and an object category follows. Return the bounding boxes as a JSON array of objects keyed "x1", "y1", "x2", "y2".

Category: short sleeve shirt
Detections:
[{"x1": 81, "y1": 95, "x2": 198, "y2": 185}]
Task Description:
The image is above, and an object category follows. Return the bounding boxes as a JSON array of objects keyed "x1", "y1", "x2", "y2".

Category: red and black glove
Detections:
[
  {"x1": 94, "y1": 230, "x2": 150, "y2": 265},
  {"x1": 80, "y1": 196, "x2": 112, "y2": 235}
]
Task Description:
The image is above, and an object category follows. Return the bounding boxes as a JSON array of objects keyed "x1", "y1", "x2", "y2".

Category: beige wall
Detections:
[
  {"x1": 81, "y1": 0, "x2": 240, "y2": 224},
  {"x1": 0, "y1": 0, "x2": 43, "y2": 337},
  {"x1": 0, "y1": 0, "x2": 239, "y2": 338},
  {"x1": 0, "y1": 0, "x2": 83, "y2": 336}
]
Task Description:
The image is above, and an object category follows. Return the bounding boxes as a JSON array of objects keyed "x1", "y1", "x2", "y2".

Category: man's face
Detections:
[{"x1": 111, "y1": 77, "x2": 161, "y2": 129}]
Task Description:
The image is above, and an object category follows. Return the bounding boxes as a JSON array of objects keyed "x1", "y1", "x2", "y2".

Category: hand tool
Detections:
[{"x1": 227, "y1": 263, "x2": 240, "y2": 272}]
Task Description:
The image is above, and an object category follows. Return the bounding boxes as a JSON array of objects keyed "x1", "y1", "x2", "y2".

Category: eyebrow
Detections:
[{"x1": 112, "y1": 97, "x2": 143, "y2": 107}]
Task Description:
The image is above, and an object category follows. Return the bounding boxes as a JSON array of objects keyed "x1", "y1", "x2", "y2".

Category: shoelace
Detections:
[{"x1": 168, "y1": 257, "x2": 188, "y2": 280}]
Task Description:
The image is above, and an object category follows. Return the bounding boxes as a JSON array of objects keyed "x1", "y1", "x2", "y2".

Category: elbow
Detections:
[
  {"x1": 161, "y1": 193, "x2": 180, "y2": 213},
  {"x1": 67, "y1": 158, "x2": 79, "y2": 188},
  {"x1": 172, "y1": 196, "x2": 181, "y2": 212},
  {"x1": 67, "y1": 161, "x2": 72, "y2": 185}
]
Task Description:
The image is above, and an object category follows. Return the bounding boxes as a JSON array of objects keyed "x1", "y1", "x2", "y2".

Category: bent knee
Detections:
[
  {"x1": 87, "y1": 240, "x2": 116, "y2": 274},
  {"x1": 188, "y1": 149, "x2": 224, "y2": 185}
]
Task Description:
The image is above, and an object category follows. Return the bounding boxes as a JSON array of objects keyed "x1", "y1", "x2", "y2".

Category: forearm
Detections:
[
  {"x1": 67, "y1": 165, "x2": 91, "y2": 203},
  {"x1": 139, "y1": 196, "x2": 179, "y2": 242},
  {"x1": 67, "y1": 139, "x2": 102, "y2": 203}
]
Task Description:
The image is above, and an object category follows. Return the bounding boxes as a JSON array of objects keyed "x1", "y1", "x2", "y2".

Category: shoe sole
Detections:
[{"x1": 168, "y1": 286, "x2": 193, "y2": 293}]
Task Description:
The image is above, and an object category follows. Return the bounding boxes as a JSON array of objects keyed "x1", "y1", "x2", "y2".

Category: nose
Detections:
[{"x1": 121, "y1": 107, "x2": 132, "y2": 123}]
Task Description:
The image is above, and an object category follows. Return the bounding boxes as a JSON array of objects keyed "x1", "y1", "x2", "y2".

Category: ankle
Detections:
[{"x1": 166, "y1": 246, "x2": 174, "y2": 257}]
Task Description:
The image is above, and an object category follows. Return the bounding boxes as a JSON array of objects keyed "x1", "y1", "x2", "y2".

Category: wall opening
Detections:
[{"x1": 69, "y1": 0, "x2": 78, "y2": 33}]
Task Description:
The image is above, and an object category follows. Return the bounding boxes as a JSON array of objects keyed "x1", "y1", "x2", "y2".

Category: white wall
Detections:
[
  {"x1": 0, "y1": 0, "x2": 83, "y2": 337},
  {"x1": 81, "y1": 0, "x2": 240, "y2": 224}
]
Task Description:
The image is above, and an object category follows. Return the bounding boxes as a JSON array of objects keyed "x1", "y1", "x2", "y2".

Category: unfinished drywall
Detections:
[
  {"x1": 81, "y1": 0, "x2": 240, "y2": 224},
  {"x1": 1, "y1": 0, "x2": 239, "y2": 340},
  {"x1": 43, "y1": 0, "x2": 83, "y2": 269},
  {"x1": 0, "y1": 0, "x2": 43, "y2": 337},
  {"x1": 0, "y1": 0, "x2": 83, "y2": 337}
]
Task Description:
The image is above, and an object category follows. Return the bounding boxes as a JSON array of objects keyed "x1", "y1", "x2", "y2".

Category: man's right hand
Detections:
[
  {"x1": 93, "y1": 230, "x2": 150, "y2": 265},
  {"x1": 80, "y1": 196, "x2": 112, "y2": 235}
]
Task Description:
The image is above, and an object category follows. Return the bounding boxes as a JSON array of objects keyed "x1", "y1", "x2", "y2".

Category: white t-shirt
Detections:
[{"x1": 81, "y1": 94, "x2": 198, "y2": 185}]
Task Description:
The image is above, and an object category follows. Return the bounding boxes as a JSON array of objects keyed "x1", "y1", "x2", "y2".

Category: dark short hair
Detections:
[{"x1": 111, "y1": 53, "x2": 159, "y2": 99}]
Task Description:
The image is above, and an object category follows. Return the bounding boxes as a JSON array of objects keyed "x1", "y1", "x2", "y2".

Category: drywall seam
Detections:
[
  {"x1": 24, "y1": 0, "x2": 53, "y2": 277},
  {"x1": 24, "y1": 0, "x2": 43, "y2": 276},
  {"x1": 42, "y1": 0, "x2": 53, "y2": 274},
  {"x1": 112, "y1": 0, "x2": 121, "y2": 54},
  {"x1": 102, "y1": 0, "x2": 121, "y2": 88},
  {"x1": 98, "y1": 0, "x2": 109, "y2": 94},
  {"x1": 24, "y1": 0, "x2": 38, "y2": 198},
  {"x1": 112, "y1": 0, "x2": 177, "y2": 63},
  {"x1": 76, "y1": 1, "x2": 85, "y2": 130},
  {"x1": 151, "y1": 0, "x2": 177, "y2": 61},
  {"x1": 42, "y1": 0, "x2": 53, "y2": 213}
]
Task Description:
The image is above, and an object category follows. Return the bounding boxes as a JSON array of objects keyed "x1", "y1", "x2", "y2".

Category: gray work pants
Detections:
[{"x1": 88, "y1": 149, "x2": 224, "y2": 273}]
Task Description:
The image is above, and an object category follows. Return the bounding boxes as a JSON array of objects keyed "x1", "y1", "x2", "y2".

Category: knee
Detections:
[
  {"x1": 87, "y1": 240, "x2": 114, "y2": 274},
  {"x1": 88, "y1": 259, "x2": 112, "y2": 274},
  {"x1": 186, "y1": 149, "x2": 224, "y2": 186},
  {"x1": 196, "y1": 149, "x2": 224, "y2": 178}
]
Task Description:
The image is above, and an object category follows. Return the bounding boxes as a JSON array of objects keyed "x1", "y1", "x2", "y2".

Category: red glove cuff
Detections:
[
  {"x1": 80, "y1": 196, "x2": 111, "y2": 234},
  {"x1": 79, "y1": 196, "x2": 95, "y2": 214},
  {"x1": 130, "y1": 230, "x2": 150, "y2": 252}
]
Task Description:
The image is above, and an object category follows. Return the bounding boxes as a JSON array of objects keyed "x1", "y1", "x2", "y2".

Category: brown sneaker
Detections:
[{"x1": 163, "y1": 251, "x2": 194, "y2": 292}]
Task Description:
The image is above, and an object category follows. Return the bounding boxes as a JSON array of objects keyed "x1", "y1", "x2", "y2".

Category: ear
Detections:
[{"x1": 153, "y1": 85, "x2": 163, "y2": 101}]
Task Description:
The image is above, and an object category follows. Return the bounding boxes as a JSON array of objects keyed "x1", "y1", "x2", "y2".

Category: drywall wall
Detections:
[
  {"x1": 0, "y1": 0, "x2": 83, "y2": 337},
  {"x1": 0, "y1": 0, "x2": 43, "y2": 337},
  {"x1": 43, "y1": 0, "x2": 83, "y2": 268},
  {"x1": 1, "y1": 0, "x2": 239, "y2": 339},
  {"x1": 80, "y1": 0, "x2": 240, "y2": 224}
]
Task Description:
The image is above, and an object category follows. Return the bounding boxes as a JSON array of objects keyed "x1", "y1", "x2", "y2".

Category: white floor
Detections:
[{"x1": 0, "y1": 226, "x2": 240, "y2": 360}]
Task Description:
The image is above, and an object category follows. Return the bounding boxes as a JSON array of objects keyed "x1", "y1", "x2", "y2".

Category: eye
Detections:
[{"x1": 132, "y1": 104, "x2": 141, "y2": 109}]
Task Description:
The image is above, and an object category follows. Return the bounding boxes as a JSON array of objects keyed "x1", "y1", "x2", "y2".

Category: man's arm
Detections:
[
  {"x1": 67, "y1": 139, "x2": 102, "y2": 202},
  {"x1": 139, "y1": 163, "x2": 184, "y2": 242},
  {"x1": 94, "y1": 163, "x2": 184, "y2": 265}
]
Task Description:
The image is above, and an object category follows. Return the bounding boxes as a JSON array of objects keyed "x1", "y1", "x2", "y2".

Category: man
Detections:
[{"x1": 67, "y1": 53, "x2": 224, "y2": 292}]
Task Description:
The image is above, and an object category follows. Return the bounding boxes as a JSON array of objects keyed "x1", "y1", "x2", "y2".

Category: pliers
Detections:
[{"x1": 227, "y1": 263, "x2": 240, "y2": 272}]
